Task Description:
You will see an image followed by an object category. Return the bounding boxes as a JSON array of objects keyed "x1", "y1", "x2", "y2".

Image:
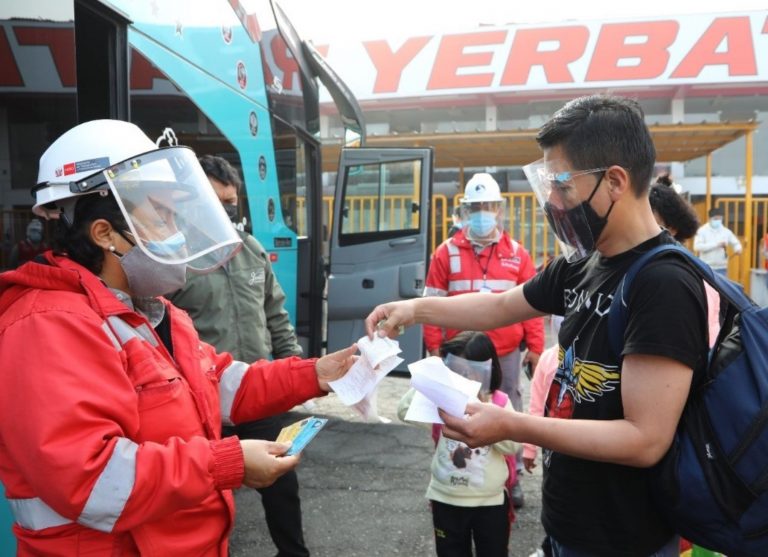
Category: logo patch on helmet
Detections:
[{"x1": 61, "y1": 157, "x2": 111, "y2": 176}]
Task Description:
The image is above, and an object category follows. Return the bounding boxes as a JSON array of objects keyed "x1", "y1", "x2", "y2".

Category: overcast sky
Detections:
[{"x1": 279, "y1": 0, "x2": 768, "y2": 42}]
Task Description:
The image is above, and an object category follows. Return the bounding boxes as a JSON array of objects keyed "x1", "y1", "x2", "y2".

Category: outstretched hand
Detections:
[
  {"x1": 315, "y1": 344, "x2": 358, "y2": 392},
  {"x1": 438, "y1": 401, "x2": 515, "y2": 448},
  {"x1": 364, "y1": 300, "x2": 415, "y2": 339}
]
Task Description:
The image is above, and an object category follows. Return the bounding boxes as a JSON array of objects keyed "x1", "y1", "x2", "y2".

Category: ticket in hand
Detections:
[{"x1": 276, "y1": 416, "x2": 328, "y2": 456}]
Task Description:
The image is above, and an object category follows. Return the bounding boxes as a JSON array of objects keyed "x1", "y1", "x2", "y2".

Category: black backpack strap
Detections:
[{"x1": 607, "y1": 244, "x2": 754, "y2": 359}]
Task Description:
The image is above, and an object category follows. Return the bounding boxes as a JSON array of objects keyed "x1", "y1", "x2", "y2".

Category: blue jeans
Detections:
[{"x1": 550, "y1": 535, "x2": 679, "y2": 557}]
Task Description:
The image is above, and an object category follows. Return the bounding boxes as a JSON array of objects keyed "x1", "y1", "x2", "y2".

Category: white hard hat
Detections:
[
  {"x1": 461, "y1": 173, "x2": 502, "y2": 203},
  {"x1": 33, "y1": 119, "x2": 157, "y2": 219},
  {"x1": 31, "y1": 119, "x2": 243, "y2": 272}
]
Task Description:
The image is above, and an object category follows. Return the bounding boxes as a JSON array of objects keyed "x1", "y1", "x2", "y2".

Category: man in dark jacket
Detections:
[{"x1": 170, "y1": 155, "x2": 309, "y2": 557}]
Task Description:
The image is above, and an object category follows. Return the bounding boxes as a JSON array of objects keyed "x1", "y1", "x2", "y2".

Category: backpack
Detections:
[
  {"x1": 607, "y1": 243, "x2": 768, "y2": 557},
  {"x1": 432, "y1": 390, "x2": 517, "y2": 523}
]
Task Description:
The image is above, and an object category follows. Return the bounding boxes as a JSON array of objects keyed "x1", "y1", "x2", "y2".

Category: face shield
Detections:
[
  {"x1": 444, "y1": 353, "x2": 492, "y2": 394},
  {"x1": 523, "y1": 159, "x2": 608, "y2": 262},
  {"x1": 72, "y1": 147, "x2": 242, "y2": 272}
]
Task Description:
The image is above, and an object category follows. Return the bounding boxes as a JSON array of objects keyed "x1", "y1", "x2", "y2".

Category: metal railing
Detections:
[
  {"x1": 296, "y1": 193, "x2": 560, "y2": 268},
  {"x1": 708, "y1": 197, "x2": 768, "y2": 288}
]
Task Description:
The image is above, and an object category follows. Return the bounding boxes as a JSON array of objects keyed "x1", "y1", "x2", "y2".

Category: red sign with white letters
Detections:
[{"x1": 1, "y1": 12, "x2": 767, "y2": 102}]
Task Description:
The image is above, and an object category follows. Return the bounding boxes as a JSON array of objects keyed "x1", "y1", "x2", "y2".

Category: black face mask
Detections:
[
  {"x1": 544, "y1": 172, "x2": 613, "y2": 257},
  {"x1": 223, "y1": 203, "x2": 238, "y2": 223}
]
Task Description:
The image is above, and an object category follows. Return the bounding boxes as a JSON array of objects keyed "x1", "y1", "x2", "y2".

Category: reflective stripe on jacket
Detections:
[
  {"x1": 422, "y1": 230, "x2": 545, "y2": 356},
  {"x1": 0, "y1": 252, "x2": 321, "y2": 556}
]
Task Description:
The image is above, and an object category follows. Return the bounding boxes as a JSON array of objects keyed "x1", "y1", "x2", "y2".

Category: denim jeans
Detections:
[{"x1": 550, "y1": 535, "x2": 679, "y2": 557}]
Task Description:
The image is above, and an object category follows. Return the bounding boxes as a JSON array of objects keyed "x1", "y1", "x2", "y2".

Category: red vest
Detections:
[{"x1": 423, "y1": 230, "x2": 545, "y2": 356}]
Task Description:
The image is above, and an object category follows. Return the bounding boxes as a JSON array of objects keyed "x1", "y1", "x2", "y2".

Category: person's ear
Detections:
[
  {"x1": 89, "y1": 219, "x2": 116, "y2": 252},
  {"x1": 605, "y1": 166, "x2": 631, "y2": 200}
]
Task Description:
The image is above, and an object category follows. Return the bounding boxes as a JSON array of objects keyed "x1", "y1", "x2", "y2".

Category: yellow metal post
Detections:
[
  {"x1": 705, "y1": 153, "x2": 712, "y2": 215},
  {"x1": 741, "y1": 131, "x2": 754, "y2": 289}
]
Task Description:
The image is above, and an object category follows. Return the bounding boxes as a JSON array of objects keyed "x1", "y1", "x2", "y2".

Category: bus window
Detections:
[
  {"x1": 273, "y1": 118, "x2": 305, "y2": 235},
  {"x1": 340, "y1": 160, "x2": 422, "y2": 243},
  {"x1": 0, "y1": 3, "x2": 77, "y2": 271}
]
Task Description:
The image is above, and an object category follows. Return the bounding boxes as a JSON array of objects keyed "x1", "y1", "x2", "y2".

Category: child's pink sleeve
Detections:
[
  {"x1": 523, "y1": 345, "x2": 559, "y2": 460},
  {"x1": 704, "y1": 283, "x2": 720, "y2": 349}
]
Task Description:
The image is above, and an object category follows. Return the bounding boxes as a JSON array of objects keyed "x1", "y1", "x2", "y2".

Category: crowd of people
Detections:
[{"x1": 0, "y1": 94, "x2": 735, "y2": 557}]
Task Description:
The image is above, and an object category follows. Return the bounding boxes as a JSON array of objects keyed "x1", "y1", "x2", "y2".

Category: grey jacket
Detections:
[{"x1": 169, "y1": 232, "x2": 301, "y2": 362}]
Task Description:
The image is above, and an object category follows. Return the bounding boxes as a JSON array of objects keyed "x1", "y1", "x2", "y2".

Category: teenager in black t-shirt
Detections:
[
  {"x1": 523, "y1": 232, "x2": 706, "y2": 556},
  {"x1": 365, "y1": 95, "x2": 710, "y2": 557}
]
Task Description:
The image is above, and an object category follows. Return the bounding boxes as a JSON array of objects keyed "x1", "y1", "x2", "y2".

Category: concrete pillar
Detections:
[{"x1": 485, "y1": 103, "x2": 497, "y2": 132}]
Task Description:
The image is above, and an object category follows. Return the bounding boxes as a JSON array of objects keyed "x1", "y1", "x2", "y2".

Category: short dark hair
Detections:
[
  {"x1": 52, "y1": 192, "x2": 128, "y2": 274},
  {"x1": 709, "y1": 207, "x2": 724, "y2": 218},
  {"x1": 439, "y1": 331, "x2": 502, "y2": 392},
  {"x1": 649, "y1": 184, "x2": 699, "y2": 242},
  {"x1": 536, "y1": 95, "x2": 656, "y2": 196},
  {"x1": 198, "y1": 154, "x2": 242, "y2": 190}
]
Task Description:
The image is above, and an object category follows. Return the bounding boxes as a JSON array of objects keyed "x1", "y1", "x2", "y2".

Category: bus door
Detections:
[{"x1": 327, "y1": 148, "x2": 433, "y2": 369}]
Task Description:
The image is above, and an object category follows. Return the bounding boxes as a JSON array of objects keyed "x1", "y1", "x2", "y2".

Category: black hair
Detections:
[
  {"x1": 536, "y1": 95, "x2": 656, "y2": 197},
  {"x1": 198, "y1": 154, "x2": 242, "y2": 190},
  {"x1": 439, "y1": 331, "x2": 502, "y2": 392},
  {"x1": 52, "y1": 192, "x2": 128, "y2": 274},
  {"x1": 648, "y1": 184, "x2": 700, "y2": 242},
  {"x1": 709, "y1": 207, "x2": 724, "y2": 218}
]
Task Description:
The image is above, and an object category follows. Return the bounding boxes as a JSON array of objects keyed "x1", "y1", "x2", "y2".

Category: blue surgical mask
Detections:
[
  {"x1": 468, "y1": 211, "x2": 497, "y2": 237},
  {"x1": 145, "y1": 231, "x2": 186, "y2": 257},
  {"x1": 710, "y1": 218, "x2": 722, "y2": 229}
]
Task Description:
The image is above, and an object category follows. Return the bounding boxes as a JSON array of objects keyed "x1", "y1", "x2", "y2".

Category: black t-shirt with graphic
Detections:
[{"x1": 523, "y1": 231, "x2": 708, "y2": 557}]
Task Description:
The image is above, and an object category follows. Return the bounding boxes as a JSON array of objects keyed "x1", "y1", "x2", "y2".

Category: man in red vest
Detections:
[{"x1": 9, "y1": 219, "x2": 47, "y2": 268}]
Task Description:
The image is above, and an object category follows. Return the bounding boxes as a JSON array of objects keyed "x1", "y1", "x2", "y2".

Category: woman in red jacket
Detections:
[{"x1": 0, "y1": 120, "x2": 356, "y2": 556}]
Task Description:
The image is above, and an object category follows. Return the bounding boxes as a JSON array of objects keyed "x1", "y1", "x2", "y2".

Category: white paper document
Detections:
[
  {"x1": 356, "y1": 335, "x2": 401, "y2": 369},
  {"x1": 405, "y1": 356, "x2": 481, "y2": 423},
  {"x1": 328, "y1": 335, "x2": 403, "y2": 406}
]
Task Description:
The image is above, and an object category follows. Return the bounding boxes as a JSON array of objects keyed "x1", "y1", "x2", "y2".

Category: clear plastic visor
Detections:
[
  {"x1": 458, "y1": 199, "x2": 506, "y2": 219},
  {"x1": 523, "y1": 158, "x2": 600, "y2": 262},
  {"x1": 444, "y1": 353, "x2": 492, "y2": 394},
  {"x1": 101, "y1": 147, "x2": 241, "y2": 271}
]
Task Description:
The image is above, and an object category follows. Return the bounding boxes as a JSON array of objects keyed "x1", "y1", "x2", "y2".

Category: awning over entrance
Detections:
[
  {"x1": 322, "y1": 120, "x2": 759, "y2": 286},
  {"x1": 322, "y1": 121, "x2": 757, "y2": 171}
]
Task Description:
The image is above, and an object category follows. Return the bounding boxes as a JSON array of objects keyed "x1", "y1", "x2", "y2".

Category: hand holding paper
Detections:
[
  {"x1": 405, "y1": 356, "x2": 481, "y2": 424},
  {"x1": 328, "y1": 335, "x2": 403, "y2": 415}
]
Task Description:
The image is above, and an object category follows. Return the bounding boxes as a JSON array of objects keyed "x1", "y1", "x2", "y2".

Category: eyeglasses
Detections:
[{"x1": 541, "y1": 167, "x2": 609, "y2": 189}]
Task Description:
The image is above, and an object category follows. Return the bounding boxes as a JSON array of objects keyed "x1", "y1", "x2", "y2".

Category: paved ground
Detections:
[{"x1": 230, "y1": 374, "x2": 546, "y2": 557}]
